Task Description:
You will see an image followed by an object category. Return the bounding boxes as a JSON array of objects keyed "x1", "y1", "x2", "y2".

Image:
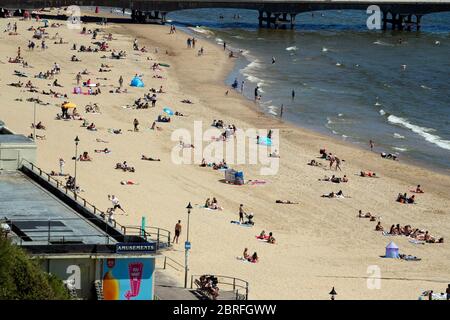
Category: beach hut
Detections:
[
  {"x1": 130, "y1": 76, "x2": 144, "y2": 87},
  {"x1": 385, "y1": 241, "x2": 399, "y2": 258}
]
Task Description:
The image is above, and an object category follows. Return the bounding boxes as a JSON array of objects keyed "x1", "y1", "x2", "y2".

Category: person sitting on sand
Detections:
[
  {"x1": 71, "y1": 55, "x2": 80, "y2": 62},
  {"x1": 200, "y1": 158, "x2": 207, "y2": 167},
  {"x1": 388, "y1": 224, "x2": 398, "y2": 235},
  {"x1": 53, "y1": 79, "x2": 63, "y2": 87},
  {"x1": 267, "y1": 232, "x2": 276, "y2": 244},
  {"x1": 87, "y1": 122, "x2": 97, "y2": 131},
  {"x1": 204, "y1": 198, "x2": 211, "y2": 208},
  {"x1": 381, "y1": 152, "x2": 398, "y2": 161},
  {"x1": 243, "y1": 248, "x2": 250, "y2": 260},
  {"x1": 341, "y1": 175, "x2": 348, "y2": 182},
  {"x1": 415, "y1": 184, "x2": 424, "y2": 193},
  {"x1": 79, "y1": 151, "x2": 92, "y2": 161},
  {"x1": 32, "y1": 121, "x2": 46, "y2": 130},
  {"x1": 249, "y1": 252, "x2": 258, "y2": 263},
  {"x1": 209, "y1": 197, "x2": 223, "y2": 210},
  {"x1": 141, "y1": 155, "x2": 161, "y2": 161},
  {"x1": 259, "y1": 230, "x2": 266, "y2": 239},
  {"x1": 275, "y1": 200, "x2": 299, "y2": 204},
  {"x1": 375, "y1": 222, "x2": 384, "y2": 231}
]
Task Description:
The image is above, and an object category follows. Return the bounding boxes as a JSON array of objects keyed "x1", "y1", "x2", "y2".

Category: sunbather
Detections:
[
  {"x1": 141, "y1": 155, "x2": 161, "y2": 161},
  {"x1": 275, "y1": 200, "x2": 299, "y2": 204}
]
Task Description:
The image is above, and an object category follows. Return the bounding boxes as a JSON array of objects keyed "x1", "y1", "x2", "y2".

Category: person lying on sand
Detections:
[
  {"x1": 269, "y1": 150, "x2": 280, "y2": 158},
  {"x1": 96, "y1": 138, "x2": 109, "y2": 143},
  {"x1": 181, "y1": 99, "x2": 193, "y2": 104},
  {"x1": 179, "y1": 141, "x2": 195, "y2": 148},
  {"x1": 275, "y1": 200, "x2": 299, "y2": 204},
  {"x1": 308, "y1": 159, "x2": 322, "y2": 167},
  {"x1": 358, "y1": 210, "x2": 376, "y2": 221},
  {"x1": 28, "y1": 133, "x2": 46, "y2": 140},
  {"x1": 95, "y1": 148, "x2": 111, "y2": 154},
  {"x1": 8, "y1": 81, "x2": 23, "y2": 87},
  {"x1": 120, "y1": 180, "x2": 138, "y2": 185},
  {"x1": 141, "y1": 155, "x2": 161, "y2": 161},
  {"x1": 87, "y1": 123, "x2": 97, "y2": 131},
  {"x1": 71, "y1": 55, "x2": 81, "y2": 62},
  {"x1": 322, "y1": 190, "x2": 349, "y2": 198},
  {"x1": 360, "y1": 171, "x2": 377, "y2": 178},
  {"x1": 381, "y1": 152, "x2": 398, "y2": 161}
]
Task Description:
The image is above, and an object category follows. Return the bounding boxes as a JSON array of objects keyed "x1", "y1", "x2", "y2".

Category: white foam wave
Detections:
[
  {"x1": 387, "y1": 115, "x2": 450, "y2": 151},
  {"x1": 286, "y1": 46, "x2": 298, "y2": 51},
  {"x1": 393, "y1": 147, "x2": 407, "y2": 152},
  {"x1": 373, "y1": 40, "x2": 393, "y2": 46},
  {"x1": 379, "y1": 109, "x2": 386, "y2": 116},
  {"x1": 393, "y1": 133, "x2": 405, "y2": 139},
  {"x1": 188, "y1": 27, "x2": 214, "y2": 37}
]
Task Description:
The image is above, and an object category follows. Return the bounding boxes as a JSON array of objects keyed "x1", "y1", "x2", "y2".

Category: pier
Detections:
[{"x1": 2, "y1": 1, "x2": 450, "y2": 30}]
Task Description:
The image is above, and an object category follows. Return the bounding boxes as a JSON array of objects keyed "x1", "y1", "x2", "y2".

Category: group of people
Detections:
[
  {"x1": 396, "y1": 193, "x2": 415, "y2": 204},
  {"x1": 380, "y1": 223, "x2": 443, "y2": 243},
  {"x1": 115, "y1": 161, "x2": 135, "y2": 172}
]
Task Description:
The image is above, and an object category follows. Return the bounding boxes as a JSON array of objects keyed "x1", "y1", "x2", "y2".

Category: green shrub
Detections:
[{"x1": 0, "y1": 231, "x2": 70, "y2": 300}]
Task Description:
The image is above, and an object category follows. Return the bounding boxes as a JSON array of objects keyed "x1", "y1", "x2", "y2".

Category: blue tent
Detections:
[
  {"x1": 130, "y1": 76, "x2": 144, "y2": 87},
  {"x1": 385, "y1": 241, "x2": 399, "y2": 258}
]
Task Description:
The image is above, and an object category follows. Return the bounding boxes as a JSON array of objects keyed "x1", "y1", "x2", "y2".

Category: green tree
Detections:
[{"x1": 0, "y1": 231, "x2": 70, "y2": 300}]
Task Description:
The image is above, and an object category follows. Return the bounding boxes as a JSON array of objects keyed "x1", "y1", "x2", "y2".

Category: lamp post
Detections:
[
  {"x1": 33, "y1": 100, "x2": 36, "y2": 141},
  {"x1": 184, "y1": 202, "x2": 192, "y2": 288},
  {"x1": 329, "y1": 287, "x2": 337, "y2": 300},
  {"x1": 74, "y1": 136, "x2": 79, "y2": 192}
]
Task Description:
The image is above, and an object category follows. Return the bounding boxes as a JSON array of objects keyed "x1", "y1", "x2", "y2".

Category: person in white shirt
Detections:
[
  {"x1": 108, "y1": 195, "x2": 126, "y2": 213},
  {"x1": 59, "y1": 158, "x2": 65, "y2": 175}
]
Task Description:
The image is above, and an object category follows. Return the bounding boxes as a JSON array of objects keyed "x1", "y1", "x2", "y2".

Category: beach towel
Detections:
[
  {"x1": 230, "y1": 221, "x2": 253, "y2": 227},
  {"x1": 409, "y1": 239, "x2": 425, "y2": 245},
  {"x1": 382, "y1": 231, "x2": 395, "y2": 236},
  {"x1": 247, "y1": 180, "x2": 267, "y2": 185}
]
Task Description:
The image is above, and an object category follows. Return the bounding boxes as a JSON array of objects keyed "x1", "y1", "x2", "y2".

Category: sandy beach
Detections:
[{"x1": 0, "y1": 12, "x2": 449, "y2": 299}]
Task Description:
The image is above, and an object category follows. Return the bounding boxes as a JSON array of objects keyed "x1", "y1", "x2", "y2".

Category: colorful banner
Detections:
[{"x1": 102, "y1": 258, "x2": 154, "y2": 300}]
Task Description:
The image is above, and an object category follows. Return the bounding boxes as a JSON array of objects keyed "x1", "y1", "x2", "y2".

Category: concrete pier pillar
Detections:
[
  {"x1": 382, "y1": 11, "x2": 387, "y2": 31},
  {"x1": 258, "y1": 10, "x2": 263, "y2": 27},
  {"x1": 290, "y1": 13, "x2": 296, "y2": 29},
  {"x1": 266, "y1": 12, "x2": 271, "y2": 28},
  {"x1": 416, "y1": 15, "x2": 422, "y2": 31}
]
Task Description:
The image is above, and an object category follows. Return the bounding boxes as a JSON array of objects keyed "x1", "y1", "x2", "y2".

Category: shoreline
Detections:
[
  {"x1": 183, "y1": 26, "x2": 450, "y2": 176},
  {"x1": 1, "y1": 16, "x2": 449, "y2": 299}
]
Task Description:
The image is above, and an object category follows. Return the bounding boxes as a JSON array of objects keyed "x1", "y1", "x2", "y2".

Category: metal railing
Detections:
[
  {"x1": 190, "y1": 274, "x2": 249, "y2": 300},
  {"x1": 18, "y1": 160, "x2": 172, "y2": 249},
  {"x1": 121, "y1": 225, "x2": 171, "y2": 249},
  {"x1": 157, "y1": 255, "x2": 184, "y2": 272}
]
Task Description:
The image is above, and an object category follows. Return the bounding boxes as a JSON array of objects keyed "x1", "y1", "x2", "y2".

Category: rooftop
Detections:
[{"x1": 0, "y1": 171, "x2": 117, "y2": 246}]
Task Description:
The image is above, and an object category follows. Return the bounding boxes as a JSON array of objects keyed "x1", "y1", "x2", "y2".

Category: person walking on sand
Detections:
[
  {"x1": 239, "y1": 204, "x2": 246, "y2": 223},
  {"x1": 119, "y1": 75, "x2": 123, "y2": 88},
  {"x1": 76, "y1": 72, "x2": 81, "y2": 86},
  {"x1": 59, "y1": 158, "x2": 65, "y2": 175},
  {"x1": 133, "y1": 118, "x2": 139, "y2": 132},
  {"x1": 108, "y1": 195, "x2": 126, "y2": 214},
  {"x1": 369, "y1": 139, "x2": 374, "y2": 151},
  {"x1": 335, "y1": 156, "x2": 342, "y2": 171},
  {"x1": 173, "y1": 220, "x2": 182, "y2": 244}
]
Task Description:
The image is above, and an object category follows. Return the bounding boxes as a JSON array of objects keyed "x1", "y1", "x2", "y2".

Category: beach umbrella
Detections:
[
  {"x1": 63, "y1": 102, "x2": 77, "y2": 108},
  {"x1": 163, "y1": 107, "x2": 174, "y2": 116}
]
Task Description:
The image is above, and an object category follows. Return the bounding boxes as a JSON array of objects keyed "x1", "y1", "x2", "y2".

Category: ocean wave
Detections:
[
  {"x1": 379, "y1": 109, "x2": 386, "y2": 116},
  {"x1": 387, "y1": 115, "x2": 450, "y2": 151},
  {"x1": 286, "y1": 46, "x2": 298, "y2": 51},
  {"x1": 393, "y1": 133, "x2": 405, "y2": 139},
  {"x1": 393, "y1": 147, "x2": 407, "y2": 152},
  {"x1": 188, "y1": 27, "x2": 215, "y2": 37},
  {"x1": 373, "y1": 40, "x2": 393, "y2": 46}
]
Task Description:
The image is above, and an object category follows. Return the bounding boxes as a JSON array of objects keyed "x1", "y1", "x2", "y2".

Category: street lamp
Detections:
[
  {"x1": 184, "y1": 202, "x2": 192, "y2": 288},
  {"x1": 74, "y1": 136, "x2": 80, "y2": 193},
  {"x1": 329, "y1": 287, "x2": 337, "y2": 300}
]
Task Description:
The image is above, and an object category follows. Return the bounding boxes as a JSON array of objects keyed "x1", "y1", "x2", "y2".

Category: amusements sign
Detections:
[{"x1": 102, "y1": 258, "x2": 155, "y2": 300}]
